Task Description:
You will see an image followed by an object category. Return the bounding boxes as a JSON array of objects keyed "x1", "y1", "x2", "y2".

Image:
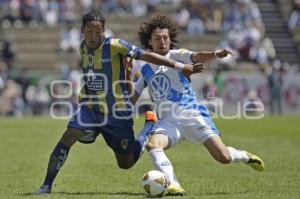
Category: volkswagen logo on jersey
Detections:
[{"x1": 149, "y1": 73, "x2": 171, "y2": 99}]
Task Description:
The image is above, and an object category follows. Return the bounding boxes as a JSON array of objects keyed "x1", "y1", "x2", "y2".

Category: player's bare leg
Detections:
[
  {"x1": 203, "y1": 135, "x2": 232, "y2": 164},
  {"x1": 203, "y1": 136, "x2": 264, "y2": 171},
  {"x1": 146, "y1": 134, "x2": 186, "y2": 196},
  {"x1": 60, "y1": 128, "x2": 88, "y2": 147},
  {"x1": 34, "y1": 128, "x2": 87, "y2": 195}
]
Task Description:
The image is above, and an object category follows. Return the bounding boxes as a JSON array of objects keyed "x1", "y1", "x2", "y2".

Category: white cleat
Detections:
[{"x1": 33, "y1": 185, "x2": 51, "y2": 195}]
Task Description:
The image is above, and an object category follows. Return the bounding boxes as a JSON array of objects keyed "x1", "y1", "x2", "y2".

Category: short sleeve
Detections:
[
  {"x1": 112, "y1": 38, "x2": 144, "y2": 59},
  {"x1": 169, "y1": 49, "x2": 194, "y2": 64}
]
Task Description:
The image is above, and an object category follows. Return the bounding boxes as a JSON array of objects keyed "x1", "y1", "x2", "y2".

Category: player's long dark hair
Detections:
[{"x1": 138, "y1": 15, "x2": 178, "y2": 50}]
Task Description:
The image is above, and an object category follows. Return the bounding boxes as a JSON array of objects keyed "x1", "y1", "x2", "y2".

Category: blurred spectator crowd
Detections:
[
  {"x1": 0, "y1": 0, "x2": 281, "y2": 66},
  {"x1": 1, "y1": 0, "x2": 300, "y2": 33},
  {"x1": 0, "y1": 36, "x2": 79, "y2": 117},
  {"x1": 0, "y1": 56, "x2": 79, "y2": 117},
  {"x1": 288, "y1": 0, "x2": 300, "y2": 30},
  {"x1": 0, "y1": 0, "x2": 76, "y2": 27},
  {"x1": 0, "y1": 0, "x2": 180, "y2": 27}
]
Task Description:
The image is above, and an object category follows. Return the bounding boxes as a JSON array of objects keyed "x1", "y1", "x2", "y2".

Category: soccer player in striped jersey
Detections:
[
  {"x1": 34, "y1": 10, "x2": 200, "y2": 195},
  {"x1": 130, "y1": 15, "x2": 265, "y2": 196}
]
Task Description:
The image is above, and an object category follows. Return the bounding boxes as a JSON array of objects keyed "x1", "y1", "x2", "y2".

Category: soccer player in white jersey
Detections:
[{"x1": 129, "y1": 15, "x2": 265, "y2": 196}]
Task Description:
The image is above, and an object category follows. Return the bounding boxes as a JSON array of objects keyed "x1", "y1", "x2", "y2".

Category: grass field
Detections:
[{"x1": 0, "y1": 115, "x2": 300, "y2": 199}]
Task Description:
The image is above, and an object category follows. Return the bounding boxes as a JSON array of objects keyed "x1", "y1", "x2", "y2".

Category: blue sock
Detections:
[
  {"x1": 134, "y1": 121, "x2": 155, "y2": 161},
  {"x1": 43, "y1": 142, "x2": 70, "y2": 187}
]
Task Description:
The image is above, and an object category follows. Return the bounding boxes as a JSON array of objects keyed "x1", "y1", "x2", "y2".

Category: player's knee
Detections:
[
  {"x1": 61, "y1": 128, "x2": 83, "y2": 147},
  {"x1": 146, "y1": 140, "x2": 160, "y2": 151},
  {"x1": 217, "y1": 151, "x2": 232, "y2": 164},
  {"x1": 117, "y1": 161, "x2": 134, "y2": 169}
]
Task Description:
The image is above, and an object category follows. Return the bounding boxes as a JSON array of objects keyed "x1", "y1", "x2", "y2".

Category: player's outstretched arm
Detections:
[
  {"x1": 191, "y1": 49, "x2": 235, "y2": 63},
  {"x1": 139, "y1": 51, "x2": 193, "y2": 73}
]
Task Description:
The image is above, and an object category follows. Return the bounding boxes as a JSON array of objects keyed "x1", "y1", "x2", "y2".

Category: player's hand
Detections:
[
  {"x1": 215, "y1": 49, "x2": 236, "y2": 58},
  {"x1": 182, "y1": 62, "x2": 204, "y2": 73},
  {"x1": 192, "y1": 63, "x2": 205, "y2": 74},
  {"x1": 181, "y1": 64, "x2": 194, "y2": 74},
  {"x1": 182, "y1": 63, "x2": 205, "y2": 79}
]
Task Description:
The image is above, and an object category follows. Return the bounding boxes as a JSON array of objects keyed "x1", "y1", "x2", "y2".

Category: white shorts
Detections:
[{"x1": 152, "y1": 109, "x2": 220, "y2": 146}]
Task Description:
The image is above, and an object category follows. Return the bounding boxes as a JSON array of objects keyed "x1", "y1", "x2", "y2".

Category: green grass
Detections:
[{"x1": 0, "y1": 115, "x2": 300, "y2": 199}]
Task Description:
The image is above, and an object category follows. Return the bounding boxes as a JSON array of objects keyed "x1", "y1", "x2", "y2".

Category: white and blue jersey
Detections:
[{"x1": 132, "y1": 49, "x2": 220, "y2": 145}]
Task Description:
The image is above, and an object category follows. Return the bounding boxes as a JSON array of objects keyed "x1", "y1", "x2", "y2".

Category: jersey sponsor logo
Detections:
[
  {"x1": 101, "y1": 58, "x2": 112, "y2": 63},
  {"x1": 157, "y1": 65, "x2": 168, "y2": 73},
  {"x1": 86, "y1": 69, "x2": 105, "y2": 91},
  {"x1": 87, "y1": 69, "x2": 96, "y2": 81},
  {"x1": 149, "y1": 73, "x2": 171, "y2": 99}
]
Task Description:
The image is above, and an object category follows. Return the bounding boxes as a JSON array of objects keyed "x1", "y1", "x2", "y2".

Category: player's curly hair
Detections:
[{"x1": 138, "y1": 15, "x2": 178, "y2": 50}]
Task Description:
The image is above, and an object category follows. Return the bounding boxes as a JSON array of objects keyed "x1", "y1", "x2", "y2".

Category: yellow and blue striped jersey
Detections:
[{"x1": 79, "y1": 37, "x2": 144, "y2": 114}]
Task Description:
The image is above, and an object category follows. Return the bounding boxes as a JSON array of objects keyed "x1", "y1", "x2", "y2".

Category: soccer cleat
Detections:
[
  {"x1": 246, "y1": 152, "x2": 265, "y2": 172},
  {"x1": 167, "y1": 183, "x2": 186, "y2": 196},
  {"x1": 33, "y1": 185, "x2": 51, "y2": 195},
  {"x1": 145, "y1": 111, "x2": 157, "y2": 122}
]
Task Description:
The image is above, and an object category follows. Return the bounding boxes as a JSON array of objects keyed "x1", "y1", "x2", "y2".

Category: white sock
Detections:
[
  {"x1": 227, "y1": 146, "x2": 249, "y2": 163},
  {"x1": 149, "y1": 148, "x2": 179, "y2": 185}
]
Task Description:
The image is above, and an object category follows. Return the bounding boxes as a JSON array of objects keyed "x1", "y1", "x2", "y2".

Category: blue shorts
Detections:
[{"x1": 67, "y1": 105, "x2": 135, "y2": 155}]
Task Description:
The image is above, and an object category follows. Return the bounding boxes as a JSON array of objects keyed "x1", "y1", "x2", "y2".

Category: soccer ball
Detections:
[{"x1": 141, "y1": 170, "x2": 170, "y2": 197}]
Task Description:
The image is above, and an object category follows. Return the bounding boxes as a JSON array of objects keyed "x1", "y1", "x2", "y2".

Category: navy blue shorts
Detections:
[{"x1": 67, "y1": 105, "x2": 135, "y2": 155}]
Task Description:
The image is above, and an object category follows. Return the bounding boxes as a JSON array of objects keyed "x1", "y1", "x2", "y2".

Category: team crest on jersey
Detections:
[
  {"x1": 88, "y1": 54, "x2": 94, "y2": 66},
  {"x1": 121, "y1": 139, "x2": 129, "y2": 150},
  {"x1": 149, "y1": 73, "x2": 171, "y2": 99},
  {"x1": 133, "y1": 72, "x2": 141, "y2": 82}
]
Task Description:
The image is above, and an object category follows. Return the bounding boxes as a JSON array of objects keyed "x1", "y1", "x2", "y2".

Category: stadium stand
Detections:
[
  {"x1": 256, "y1": 0, "x2": 300, "y2": 66},
  {"x1": 0, "y1": 1, "x2": 224, "y2": 71}
]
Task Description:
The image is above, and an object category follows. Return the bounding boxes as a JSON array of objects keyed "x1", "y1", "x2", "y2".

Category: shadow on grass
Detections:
[
  {"x1": 201, "y1": 190, "x2": 250, "y2": 196},
  {"x1": 203, "y1": 191, "x2": 234, "y2": 195},
  {"x1": 19, "y1": 191, "x2": 144, "y2": 197},
  {"x1": 55, "y1": 191, "x2": 144, "y2": 196},
  {"x1": 20, "y1": 190, "x2": 249, "y2": 197}
]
